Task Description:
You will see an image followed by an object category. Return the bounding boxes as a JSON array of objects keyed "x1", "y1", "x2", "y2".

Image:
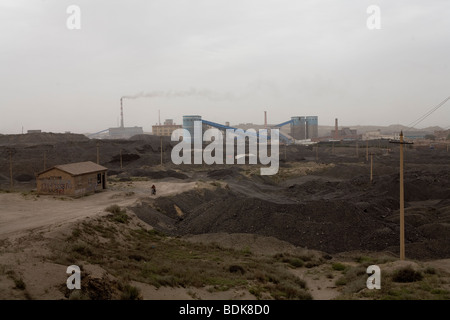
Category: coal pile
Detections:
[
  {"x1": 206, "y1": 168, "x2": 242, "y2": 180},
  {"x1": 0, "y1": 132, "x2": 89, "y2": 146},
  {"x1": 133, "y1": 167, "x2": 450, "y2": 260}
]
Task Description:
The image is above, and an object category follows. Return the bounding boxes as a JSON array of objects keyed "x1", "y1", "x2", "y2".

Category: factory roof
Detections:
[{"x1": 37, "y1": 161, "x2": 107, "y2": 177}]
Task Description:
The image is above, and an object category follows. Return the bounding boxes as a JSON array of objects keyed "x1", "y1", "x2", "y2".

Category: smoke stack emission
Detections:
[{"x1": 121, "y1": 88, "x2": 238, "y2": 101}]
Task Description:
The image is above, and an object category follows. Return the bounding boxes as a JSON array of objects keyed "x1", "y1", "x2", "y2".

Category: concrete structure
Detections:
[
  {"x1": 183, "y1": 115, "x2": 202, "y2": 137},
  {"x1": 305, "y1": 116, "x2": 318, "y2": 139},
  {"x1": 290, "y1": 116, "x2": 306, "y2": 140},
  {"x1": 329, "y1": 118, "x2": 358, "y2": 140},
  {"x1": 108, "y1": 126, "x2": 144, "y2": 139},
  {"x1": 330, "y1": 127, "x2": 358, "y2": 140},
  {"x1": 36, "y1": 161, "x2": 107, "y2": 196},
  {"x1": 152, "y1": 119, "x2": 182, "y2": 136},
  {"x1": 182, "y1": 115, "x2": 208, "y2": 142},
  {"x1": 27, "y1": 130, "x2": 42, "y2": 134},
  {"x1": 290, "y1": 116, "x2": 318, "y2": 140},
  {"x1": 362, "y1": 130, "x2": 395, "y2": 141}
]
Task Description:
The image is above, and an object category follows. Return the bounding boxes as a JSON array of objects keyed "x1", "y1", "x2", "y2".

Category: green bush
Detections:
[
  {"x1": 335, "y1": 277, "x2": 347, "y2": 286},
  {"x1": 392, "y1": 266, "x2": 423, "y2": 283},
  {"x1": 120, "y1": 284, "x2": 142, "y2": 300},
  {"x1": 105, "y1": 205, "x2": 129, "y2": 223},
  {"x1": 105, "y1": 204, "x2": 122, "y2": 214},
  {"x1": 276, "y1": 255, "x2": 304, "y2": 268},
  {"x1": 228, "y1": 265, "x2": 245, "y2": 274},
  {"x1": 332, "y1": 263, "x2": 346, "y2": 271},
  {"x1": 272, "y1": 282, "x2": 312, "y2": 300},
  {"x1": 112, "y1": 212, "x2": 129, "y2": 224}
]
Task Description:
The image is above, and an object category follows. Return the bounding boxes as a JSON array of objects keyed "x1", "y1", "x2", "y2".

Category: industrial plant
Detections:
[
  {"x1": 87, "y1": 99, "x2": 320, "y2": 145},
  {"x1": 89, "y1": 98, "x2": 144, "y2": 139}
]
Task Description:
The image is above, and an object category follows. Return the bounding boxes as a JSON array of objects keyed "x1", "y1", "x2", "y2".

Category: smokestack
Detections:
[
  {"x1": 264, "y1": 111, "x2": 267, "y2": 129},
  {"x1": 120, "y1": 98, "x2": 124, "y2": 128},
  {"x1": 335, "y1": 118, "x2": 338, "y2": 139}
]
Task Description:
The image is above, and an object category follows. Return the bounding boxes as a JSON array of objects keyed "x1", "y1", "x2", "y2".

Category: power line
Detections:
[{"x1": 406, "y1": 96, "x2": 450, "y2": 130}]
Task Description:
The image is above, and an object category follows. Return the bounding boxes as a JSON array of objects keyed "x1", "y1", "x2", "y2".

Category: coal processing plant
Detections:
[
  {"x1": 86, "y1": 97, "x2": 319, "y2": 144},
  {"x1": 181, "y1": 114, "x2": 319, "y2": 145}
]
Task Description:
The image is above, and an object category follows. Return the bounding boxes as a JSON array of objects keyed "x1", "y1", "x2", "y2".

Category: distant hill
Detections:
[
  {"x1": 223, "y1": 123, "x2": 443, "y2": 138},
  {"x1": 318, "y1": 124, "x2": 443, "y2": 137}
]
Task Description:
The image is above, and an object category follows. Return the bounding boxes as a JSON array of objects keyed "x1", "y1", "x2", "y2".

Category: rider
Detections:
[{"x1": 151, "y1": 184, "x2": 156, "y2": 195}]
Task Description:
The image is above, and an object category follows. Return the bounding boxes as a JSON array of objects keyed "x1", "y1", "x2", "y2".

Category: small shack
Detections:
[{"x1": 36, "y1": 161, "x2": 108, "y2": 196}]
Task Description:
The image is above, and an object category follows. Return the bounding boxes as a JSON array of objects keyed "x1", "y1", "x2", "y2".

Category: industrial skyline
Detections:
[{"x1": 1, "y1": 1, "x2": 449, "y2": 134}]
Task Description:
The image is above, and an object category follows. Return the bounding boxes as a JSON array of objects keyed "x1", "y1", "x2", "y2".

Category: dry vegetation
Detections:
[
  {"x1": 46, "y1": 206, "x2": 317, "y2": 300},
  {"x1": 39, "y1": 207, "x2": 449, "y2": 300}
]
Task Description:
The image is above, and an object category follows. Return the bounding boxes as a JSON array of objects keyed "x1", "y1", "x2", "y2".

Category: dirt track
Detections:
[{"x1": 0, "y1": 180, "x2": 196, "y2": 240}]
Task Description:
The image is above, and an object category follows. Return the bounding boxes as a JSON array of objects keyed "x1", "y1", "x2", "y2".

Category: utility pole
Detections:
[
  {"x1": 389, "y1": 131, "x2": 413, "y2": 260},
  {"x1": 369, "y1": 152, "x2": 374, "y2": 183},
  {"x1": 43, "y1": 150, "x2": 47, "y2": 171},
  {"x1": 366, "y1": 140, "x2": 369, "y2": 161},
  {"x1": 9, "y1": 150, "x2": 13, "y2": 190},
  {"x1": 96, "y1": 142, "x2": 100, "y2": 164},
  {"x1": 399, "y1": 132, "x2": 405, "y2": 260},
  {"x1": 120, "y1": 149, "x2": 123, "y2": 169},
  {"x1": 160, "y1": 136, "x2": 163, "y2": 166}
]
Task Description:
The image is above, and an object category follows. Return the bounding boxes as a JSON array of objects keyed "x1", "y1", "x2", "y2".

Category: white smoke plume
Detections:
[
  {"x1": 121, "y1": 81, "x2": 280, "y2": 101},
  {"x1": 121, "y1": 88, "x2": 237, "y2": 101}
]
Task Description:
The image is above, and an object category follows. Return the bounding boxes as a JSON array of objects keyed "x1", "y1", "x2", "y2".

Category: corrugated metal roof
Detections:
[{"x1": 38, "y1": 161, "x2": 107, "y2": 176}]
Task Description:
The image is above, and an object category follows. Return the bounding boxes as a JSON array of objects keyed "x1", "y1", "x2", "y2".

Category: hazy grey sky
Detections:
[{"x1": 1, "y1": 0, "x2": 449, "y2": 134}]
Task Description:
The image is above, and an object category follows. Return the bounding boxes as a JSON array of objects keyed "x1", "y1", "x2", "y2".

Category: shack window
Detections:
[{"x1": 97, "y1": 173, "x2": 102, "y2": 184}]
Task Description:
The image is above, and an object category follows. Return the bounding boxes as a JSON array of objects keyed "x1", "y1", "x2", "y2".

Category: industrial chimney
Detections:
[
  {"x1": 120, "y1": 98, "x2": 124, "y2": 128},
  {"x1": 264, "y1": 111, "x2": 267, "y2": 129},
  {"x1": 334, "y1": 118, "x2": 338, "y2": 139}
]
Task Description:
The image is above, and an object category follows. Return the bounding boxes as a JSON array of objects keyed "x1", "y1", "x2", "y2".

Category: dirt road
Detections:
[{"x1": 0, "y1": 180, "x2": 196, "y2": 239}]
